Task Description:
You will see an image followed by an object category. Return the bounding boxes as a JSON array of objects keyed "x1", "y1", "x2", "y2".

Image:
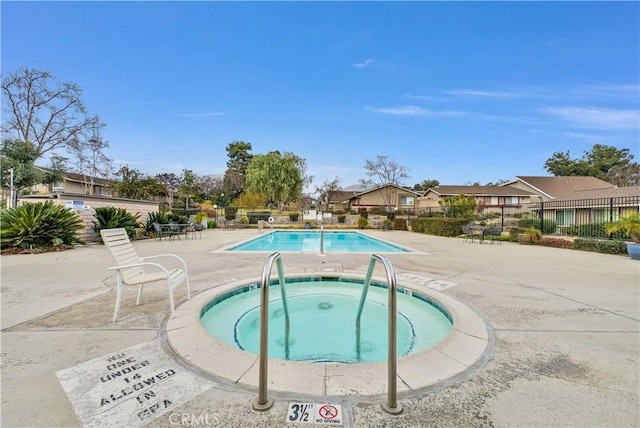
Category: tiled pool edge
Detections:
[{"x1": 165, "y1": 273, "x2": 491, "y2": 398}]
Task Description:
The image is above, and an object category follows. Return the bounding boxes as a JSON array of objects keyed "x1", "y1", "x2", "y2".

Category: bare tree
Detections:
[
  {"x1": 314, "y1": 177, "x2": 341, "y2": 211},
  {"x1": 361, "y1": 155, "x2": 409, "y2": 213},
  {"x1": 2, "y1": 68, "x2": 100, "y2": 158},
  {"x1": 66, "y1": 123, "x2": 112, "y2": 195}
]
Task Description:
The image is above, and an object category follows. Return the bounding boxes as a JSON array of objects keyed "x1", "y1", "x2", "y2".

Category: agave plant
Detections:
[
  {"x1": 0, "y1": 201, "x2": 84, "y2": 249},
  {"x1": 93, "y1": 206, "x2": 140, "y2": 239}
]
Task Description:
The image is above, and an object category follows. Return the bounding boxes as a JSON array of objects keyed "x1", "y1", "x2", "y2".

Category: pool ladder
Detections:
[{"x1": 252, "y1": 252, "x2": 402, "y2": 415}]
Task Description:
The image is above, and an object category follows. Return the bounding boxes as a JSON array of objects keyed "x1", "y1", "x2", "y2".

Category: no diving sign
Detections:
[{"x1": 287, "y1": 402, "x2": 342, "y2": 425}]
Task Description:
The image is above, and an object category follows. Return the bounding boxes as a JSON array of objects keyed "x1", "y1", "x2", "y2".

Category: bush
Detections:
[
  {"x1": 0, "y1": 201, "x2": 84, "y2": 249},
  {"x1": 370, "y1": 206, "x2": 387, "y2": 215},
  {"x1": 518, "y1": 218, "x2": 557, "y2": 234},
  {"x1": 358, "y1": 209, "x2": 368, "y2": 219},
  {"x1": 595, "y1": 240, "x2": 627, "y2": 254},
  {"x1": 167, "y1": 212, "x2": 188, "y2": 224},
  {"x1": 225, "y1": 207, "x2": 238, "y2": 221},
  {"x1": 289, "y1": 213, "x2": 299, "y2": 222},
  {"x1": 144, "y1": 211, "x2": 169, "y2": 234},
  {"x1": 337, "y1": 214, "x2": 346, "y2": 223},
  {"x1": 509, "y1": 227, "x2": 524, "y2": 242},
  {"x1": 576, "y1": 223, "x2": 625, "y2": 239},
  {"x1": 93, "y1": 207, "x2": 140, "y2": 239},
  {"x1": 357, "y1": 216, "x2": 369, "y2": 229},
  {"x1": 240, "y1": 215, "x2": 249, "y2": 225},
  {"x1": 410, "y1": 217, "x2": 467, "y2": 237},
  {"x1": 394, "y1": 218, "x2": 408, "y2": 231},
  {"x1": 247, "y1": 211, "x2": 271, "y2": 224},
  {"x1": 207, "y1": 220, "x2": 217, "y2": 229},
  {"x1": 539, "y1": 237, "x2": 574, "y2": 249},
  {"x1": 194, "y1": 212, "x2": 207, "y2": 223}
]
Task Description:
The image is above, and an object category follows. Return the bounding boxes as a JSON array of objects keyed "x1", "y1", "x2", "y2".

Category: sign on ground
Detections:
[
  {"x1": 56, "y1": 340, "x2": 212, "y2": 428},
  {"x1": 397, "y1": 272, "x2": 456, "y2": 290},
  {"x1": 287, "y1": 402, "x2": 342, "y2": 425}
]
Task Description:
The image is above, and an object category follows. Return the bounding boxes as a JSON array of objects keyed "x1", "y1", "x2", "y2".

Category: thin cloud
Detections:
[
  {"x1": 444, "y1": 89, "x2": 519, "y2": 98},
  {"x1": 366, "y1": 105, "x2": 468, "y2": 117},
  {"x1": 176, "y1": 112, "x2": 224, "y2": 118},
  {"x1": 352, "y1": 58, "x2": 377, "y2": 68},
  {"x1": 542, "y1": 106, "x2": 639, "y2": 130},
  {"x1": 573, "y1": 84, "x2": 640, "y2": 101}
]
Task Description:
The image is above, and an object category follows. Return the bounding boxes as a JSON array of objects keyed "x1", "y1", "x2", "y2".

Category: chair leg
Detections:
[
  {"x1": 136, "y1": 284, "x2": 144, "y2": 305},
  {"x1": 113, "y1": 275, "x2": 124, "y2": 322},
  {"x1": 168, "y1": 280, "x2": 176, "y2": 318}
]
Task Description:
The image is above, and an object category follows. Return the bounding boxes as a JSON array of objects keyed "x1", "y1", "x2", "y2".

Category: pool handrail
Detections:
[
  {"x1": 355, "y1": 253, "x2": 404, "y2": 415},
  {"x1": 252, "y1": 251, "x2": 290, "y2": 411}
]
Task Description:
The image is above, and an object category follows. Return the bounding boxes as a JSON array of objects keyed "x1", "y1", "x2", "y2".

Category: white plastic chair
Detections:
[{"x1": 100, "y1": 228, "x2": 191, "y2": 321}]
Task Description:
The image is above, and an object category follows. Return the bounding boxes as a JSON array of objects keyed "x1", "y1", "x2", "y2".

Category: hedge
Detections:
[
  {"x1": 517, "y1": 218, "x2": 557, "y2": 234},
  {"x1": 410, "y1": 217, "x2": 467, "y2": 237}
]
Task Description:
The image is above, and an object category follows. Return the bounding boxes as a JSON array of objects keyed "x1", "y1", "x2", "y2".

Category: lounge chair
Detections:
[{"x1": 100, "y1": 228, "x2": 191, "y2": 321}]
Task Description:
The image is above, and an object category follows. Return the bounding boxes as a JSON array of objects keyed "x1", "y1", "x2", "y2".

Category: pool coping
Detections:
[{"x1": 165, "y1": 273, "x2": 491, "y2": 398}]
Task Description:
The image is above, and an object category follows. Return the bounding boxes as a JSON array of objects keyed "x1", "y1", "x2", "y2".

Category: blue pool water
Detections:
[
  {"x1": 200, "y1": 277, "x2": 453, "y2": 363},
  {"x1": 227, "y1": 231, "x2": 408, "y2": 252}
]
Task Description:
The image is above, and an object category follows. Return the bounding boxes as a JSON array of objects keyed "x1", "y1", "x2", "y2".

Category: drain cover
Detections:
[{"x1": 318, "y1": 302, "x2": 333, "y2": 310}]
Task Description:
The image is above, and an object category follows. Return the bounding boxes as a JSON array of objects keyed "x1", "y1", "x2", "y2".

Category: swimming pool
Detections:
[
  {"x1": 200, "y1": 276, "x2": 452, "y2": 363},
  {"x1": 227, "y1": 231, "x2": 408, "y2": 252}
]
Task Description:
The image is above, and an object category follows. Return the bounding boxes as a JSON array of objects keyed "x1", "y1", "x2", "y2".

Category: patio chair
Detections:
[
  {"x1": 462, "y1": 225, "x2": 482, "y2": 243},
  {"x1": 153, "y1": 222, "x2": 177, "y2": 241},
  {"x1": 100, "y1": 228, "x2": 191, "y2": 321},
  {"x1": 483, "y1": 227, "x2": 503, "y2": 245}
]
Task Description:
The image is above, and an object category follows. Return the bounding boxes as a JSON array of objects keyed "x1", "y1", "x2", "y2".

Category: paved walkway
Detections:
[{"x1": 1, "y1": 229, "x2": 638, "y2": 427}]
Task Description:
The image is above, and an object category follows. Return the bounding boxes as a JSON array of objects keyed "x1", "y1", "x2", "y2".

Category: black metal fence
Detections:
[{"x1": 415, "y1": 195, "x2": 640, "y2": 239}]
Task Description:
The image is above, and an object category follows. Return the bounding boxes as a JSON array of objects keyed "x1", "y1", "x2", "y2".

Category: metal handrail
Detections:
[
  {"x1": 355, "y1": 253, "x2": 403, "y2": 415},
  {"x1": 252, "y1": 252, "x2": 290, "y2": 411}
]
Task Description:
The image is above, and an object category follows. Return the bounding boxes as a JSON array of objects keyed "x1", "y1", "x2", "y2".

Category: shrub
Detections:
[
  {"x1": 144, "y1": 211, "x2": 169, "y2": 234},
  {"x1": 595, "y1": 240, "x2": 627, "y2": 254},
  {"x1": 358, "y1": 208, "x2": 368, "y2": 219},
  {"x1": 0, "y1": 201, "x2": 84, "y2": 249},
  {"x1": 357, "y1": 216, "x2": 369, "y2": 229},
  {"x1": 573, "y1": 238, "x2": 597, "y2": 252},
  {"x1": 509, "y1": 227, "x2": 524, "y2": 242},
  {"x1": 247, "y1": 211, "x2": 271, "y2": 224},
  {"x1": 370, "y1": 206, "x2": 387, "y2": 215},
  {"x1": 394, "y1": 218, "x2": 407, "y2": 231},
  {"x1": 93, "y1": 207, "x2": 140, "y2": 239},
  {"x1": 225, "y1": 207, "x2": 238, "y2": 221},
  {"x1": 410, "y1": 217, "x2": 467, "y2": 237},
  {"x1": 240, "y1": 215, "x2": 249, "y2": 225},
  {"x1": 289, "y1": 213, "x2": 299, "y2": 222},
  {"x1": 539, "y1": 237, "x2": 574, "y2": 249},
  {"x1": 167, "y1": 212, "x2": 188, "y2": 224},
  {"x1": 382, "y1": 217, "x2": 393, "y2": 229},
  {"x1": 337, "y1": 214, "x2": 346, "y2": 223},
  {"x1": 518, "y1": 218, "x2": 557, "y2": 234},
  {"x1": 207, "y1": 220, "x2": 217, "y2": 229},
  {"x1": 194, "y1": 212, "x2": 207, "y2": 223}
]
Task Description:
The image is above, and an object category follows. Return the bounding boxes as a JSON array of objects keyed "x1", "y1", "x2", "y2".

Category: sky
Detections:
[{"x1": 2, "y1": 1, "x2": 639, "y2": 191}]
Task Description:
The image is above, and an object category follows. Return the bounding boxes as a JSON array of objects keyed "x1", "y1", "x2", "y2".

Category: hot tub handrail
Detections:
[
  {"x1": 355, "y1": 253, "x2": 403, "y2": 415},
  {"x1": 252, "y1": 251, "x2": 289, "y2": 412}
]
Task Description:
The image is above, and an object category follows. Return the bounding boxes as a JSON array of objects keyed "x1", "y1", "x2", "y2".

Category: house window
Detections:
[
  {"x1": 400, "y1": 196, "x2": 414, "y2": 206},
  {"x1": 556, "y1": 209, "x2": 576, "y2": 226},
  {"x1": 592, "y1": 208, "x2": 618, "y2": 223},
  {"x1": 504, "y1": 196, "x2": 518, "y2": 205}
]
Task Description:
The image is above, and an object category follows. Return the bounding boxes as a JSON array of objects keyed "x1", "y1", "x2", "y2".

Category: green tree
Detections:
[
  {"x1": 544, "y1": 144, "x2": 636, "y2": 184},
  {"x1": 413, "y1": 179, "x2": 440, "y2": 192},
  {"x1": 223, "y1": 141, "x2": 253, "y2": 198},
  {"x1": 178, "y1": 169, "x2": 198, "y2": 209},
  {"x1": 115, "y1": 165, "x2": 162, "y2": 200},
  {"x1": 439, "y1": 194, "x2": 476, "y2": 221},
  {"x1": 155, "y1": 172, "x2": 180, "y2": 207},
  {"x1": 245, "y1": 151, "x2": 311, "y2": 211},
  {"x1": 1, "y1": 140, "x2": 64, "y2": 202}
]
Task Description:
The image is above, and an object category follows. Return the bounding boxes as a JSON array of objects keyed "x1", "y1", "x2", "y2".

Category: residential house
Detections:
[
  {"x1": 502, "y1": 176, "x2": 615, "y2": 202},
  {"x1": 417, "y1": 185, "x2": 537, "y2": 214},
  {"x1": 30, "y1": 169, "x2": 115, "y2": 197},
  {"x1": 346, "y1": 184, "x2": 422, "y2": 213}
]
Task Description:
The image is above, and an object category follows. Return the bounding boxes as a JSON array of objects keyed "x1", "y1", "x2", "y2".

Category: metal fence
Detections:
[{"x1": 415, "y1": 195, "x2": 640, "y2": 239}]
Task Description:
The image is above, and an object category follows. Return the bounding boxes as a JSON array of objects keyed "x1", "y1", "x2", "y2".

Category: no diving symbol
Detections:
[{"x1": 318, "y1": 404, "x2": 338, "y2": 419}]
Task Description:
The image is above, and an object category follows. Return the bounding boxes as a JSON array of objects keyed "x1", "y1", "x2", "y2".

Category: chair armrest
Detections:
[
  {"x1": 107, "y1": 261, "x2": 173, "y2": 276},
  {"x1": 140, "y1": 254, "x2": 189, "y2": 272}
]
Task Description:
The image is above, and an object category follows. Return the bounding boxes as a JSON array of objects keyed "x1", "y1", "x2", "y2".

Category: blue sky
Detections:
[{"x1": 2, "y1": 1, "x2": 639, "y2": 190}]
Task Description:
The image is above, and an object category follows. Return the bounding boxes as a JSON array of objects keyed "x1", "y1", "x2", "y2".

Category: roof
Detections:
[
  {"x1": 351, "y1": 184, "x2": 421, "y2": 198},
  {"x1": 551, "y1": 185, "x2": 640, "y2": 201},
  {"x1": 36, "y1": 167, "x2": 114, "y2": 187},
  {"x1": 423, "y1": 185, "x2": 536, "y2": 197},
  {"x1": 328, "y1": 190, "x2": 359, "y2": 203},
  {"x1": 510, "y1": 176, "x2": 615, "y2": 199}
]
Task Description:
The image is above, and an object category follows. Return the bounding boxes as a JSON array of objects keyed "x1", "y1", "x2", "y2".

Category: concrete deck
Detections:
[{"x1": 1, "y1": 229, "x2": 638, "y2": 427}]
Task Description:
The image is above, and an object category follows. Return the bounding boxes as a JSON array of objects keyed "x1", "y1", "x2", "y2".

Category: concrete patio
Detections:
[{"x1": 1, "y1": 228, "x2": 638, "y2": 427}]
